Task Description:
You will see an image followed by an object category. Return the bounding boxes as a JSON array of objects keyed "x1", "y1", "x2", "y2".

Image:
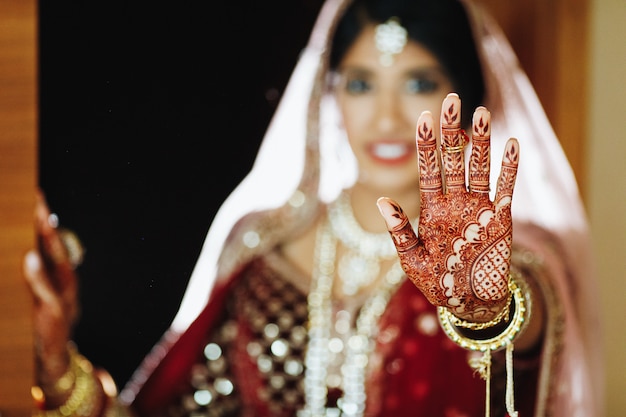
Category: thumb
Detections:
[{"x1": 376, "y1": 197, "x2": 419, "y2": 253}]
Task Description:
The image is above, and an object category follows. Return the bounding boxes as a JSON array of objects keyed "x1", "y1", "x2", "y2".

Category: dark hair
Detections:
[{"x1": 330, "y1": 0, "x2": 484, "y2": 127}]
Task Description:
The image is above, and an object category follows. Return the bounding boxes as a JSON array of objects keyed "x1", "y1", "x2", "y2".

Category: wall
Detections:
[
  {"x1": 588, "y1": 0, "x2": 626, "y2": 415},
  {"x1": 0, "y1": 1, "x2": 37, "y2": 414}
]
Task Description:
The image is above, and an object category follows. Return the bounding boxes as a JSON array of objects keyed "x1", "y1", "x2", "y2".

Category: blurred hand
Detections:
[{"x1": 23, "y1": 191, "x2": 81, "y2": 398}]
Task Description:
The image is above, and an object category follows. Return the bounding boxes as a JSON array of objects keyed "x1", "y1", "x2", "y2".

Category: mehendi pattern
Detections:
[
  {"x1": 440, "y1": 97, "x2": 467, "y2": 190},
  {"x1": 379, "y1": 95, "x2": 520, "y2": 322},
  {"x1": 469, "y1": 107, "x2": 491, "y2": 193}
]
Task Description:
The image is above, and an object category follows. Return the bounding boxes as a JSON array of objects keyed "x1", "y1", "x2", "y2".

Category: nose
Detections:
[{"x1": 373, "y1": 90, "x2": 407, "y2": 133}]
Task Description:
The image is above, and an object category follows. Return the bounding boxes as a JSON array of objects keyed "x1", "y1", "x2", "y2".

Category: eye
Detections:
[
  {"x1": 405, "y1": 77, "x2": 439, "y2": 94},
  {"x1": 345, "y1": 77, "x2": 372, "y2": 94}
]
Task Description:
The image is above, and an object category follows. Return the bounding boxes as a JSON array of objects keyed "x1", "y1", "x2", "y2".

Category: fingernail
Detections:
[
  {"x1": 376, "y1": 197, "x2": 404, "y2": 229},
  {"x1": 473, "y1": 107, "x2": 491, "y2": 135},
  {"x1": 48, "y1": 213, "x2": 59, "y2": 228},
  {"x1": 25, "y1": 250, "x2": 41, "y2": 272},
  {"x1": 442, "y1": 94, "x2": 461, "y2": 127},
  {"x1": 416, "y1": 111, "x2": 434, "y2": 143}
]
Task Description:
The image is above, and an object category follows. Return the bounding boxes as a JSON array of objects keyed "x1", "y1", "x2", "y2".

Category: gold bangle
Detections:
[
  {"x1": 46, "y1": 346, "x2": 79, "y2": 398},
  {"x1": 438, "y1": 276, "x2": 528, "y2": 352},
  {"x1": 52, "y1": 368, "x2": 76, "y2": 396},
  {"x1": 34, "y1": 348, "x2": 102, "y2": 417}
]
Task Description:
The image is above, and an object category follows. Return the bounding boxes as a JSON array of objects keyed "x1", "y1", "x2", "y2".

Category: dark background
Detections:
[{"x1": 38, "y1": 1, "x2": 323, "y2": 388}]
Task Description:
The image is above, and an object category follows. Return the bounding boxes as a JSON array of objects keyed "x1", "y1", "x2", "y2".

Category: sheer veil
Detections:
[{"x1": 140, "y1": 0, "x2": 603, "y2": 414}]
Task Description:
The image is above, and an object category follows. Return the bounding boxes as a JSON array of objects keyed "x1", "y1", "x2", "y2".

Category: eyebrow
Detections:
[{"x1": 336, "y1": 66, "x2": 372, "y2": 77}]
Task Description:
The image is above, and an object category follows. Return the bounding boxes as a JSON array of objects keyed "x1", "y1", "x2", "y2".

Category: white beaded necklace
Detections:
[
  {"x1": 327, "y1": 192, "x2": 398, "y2": 295},
  {"x1": 301, "y1": 210, "x2": 405, "y2": 417}
]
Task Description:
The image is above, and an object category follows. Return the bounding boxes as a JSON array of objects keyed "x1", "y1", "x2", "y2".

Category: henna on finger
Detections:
[
  {"x1": 34, "y1": 193, "x2": 81, "y2": 324},
  {"x1": 376, "y1": 197, "x2": 428, "y2": 299},
  {"x1": 416, "y1": 111, "x2": 442, "y2": 195},
  {"x1": 494, "y1": 138, "x2": 520, "y2": 214},
  {"x1": 440, "y1": 93, "x2": 467, "y2": 192},
  {"x1": 469, "y1": 106, "x2": 491, "y2": 194},
  {"x1": 379, "y1": 98, "x2": 517, "y2": 324},
  {"x1": 376, "y1": 197, "x2": 419, "y2": 253},
  {"x1": 36, "y1": 196, "x2": 78, "y2": 291}
]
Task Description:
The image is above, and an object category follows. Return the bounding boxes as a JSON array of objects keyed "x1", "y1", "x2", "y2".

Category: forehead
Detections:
[{"x1": 338, "y1": 24, "x2": 442, "y2": 72}]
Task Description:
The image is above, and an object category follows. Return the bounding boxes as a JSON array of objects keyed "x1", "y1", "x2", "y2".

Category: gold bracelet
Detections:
[
  {"x1": 437, "y1": 275, "x2": 528, "y2": 352},
  {"x1": 52, "y1": 369, "x2": 76, "y2": 397},
  {"x1": 45, "y1": 345, "x2": 80, "y2": 398},
  {"x1": 33, "y1": 348, "x2": 102, "y2": 417}
]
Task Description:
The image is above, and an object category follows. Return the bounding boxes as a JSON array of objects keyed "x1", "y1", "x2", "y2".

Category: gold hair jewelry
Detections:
[{"x1": 374, "y1": 17, "x2": 407, "y2": 67}]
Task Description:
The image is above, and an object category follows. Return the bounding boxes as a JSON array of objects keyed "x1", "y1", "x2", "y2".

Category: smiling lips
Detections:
[{"x1": 367, "y1": 141, "x2": 414, "y2": 165}]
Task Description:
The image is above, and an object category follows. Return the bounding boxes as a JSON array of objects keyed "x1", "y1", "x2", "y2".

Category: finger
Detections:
[
  {"x1": 23, "y1": 250, "x2": 62, "y2": 308},
  {"x1": 35, "y1": 194, "x2": 76, "y2": 291},
  {"x1": 440, "y1": 93, "x2": 467, "y2": 193},
  {"x1": 468, "y1": 106, "x2": 491, "y2": 194},
  {"x1": 416, "y1": 110, "x2": 443, "y2": 196},
  {"x1": 376, "y1": 197, "x2": 419, "y2": 253},
  {"x1": 24, "y1": 251, "x2": 74, "y2": 383},
  {"x1": 25, "y1": 247, "x2": 80, "y2": 326},
  {"x1": 494, "y1": 138, "x2": 520, "y2": 213}
]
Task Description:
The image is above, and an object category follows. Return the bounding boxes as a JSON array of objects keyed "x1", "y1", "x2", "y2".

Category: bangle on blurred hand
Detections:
[
  {"x1": 46, "y1": 355, "x2": 76, "y2": 398},
  {"x1": 32, "y1": 344, "x2": 102, "y2": 417}
]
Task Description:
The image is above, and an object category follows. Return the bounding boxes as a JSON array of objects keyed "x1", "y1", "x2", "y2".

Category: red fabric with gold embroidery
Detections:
[{"x1": 131, "y1": 256, "x2": 537, "y2": 416}]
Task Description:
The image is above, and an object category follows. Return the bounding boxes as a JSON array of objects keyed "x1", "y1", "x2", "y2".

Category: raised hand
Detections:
[
  {"x1": 377, "y1": 93, "x2": 520, "y2": 323},
  {"x1": 23, "y1": 191, "x2": 82, "y2": 405}
]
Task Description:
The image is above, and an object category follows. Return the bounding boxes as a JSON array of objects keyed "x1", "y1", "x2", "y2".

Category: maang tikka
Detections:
[{"x1": 374, "y1": 17, "x2": 407, "y2": 67}]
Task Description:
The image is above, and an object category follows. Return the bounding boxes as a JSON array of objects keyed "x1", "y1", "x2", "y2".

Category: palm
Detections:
[{"x1": 378, "y1": 94, "x2": 519, "y2": 322}]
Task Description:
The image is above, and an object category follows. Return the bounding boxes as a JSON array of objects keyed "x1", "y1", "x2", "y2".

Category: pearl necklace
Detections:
[
  {"x1": 302, "y1": 215, "x2": 405, "y2": 417},
  {"x1": 327, "y1": 192, "x2": 397, "y2": 295},
  {"x1": 327, "y1": 191, "x2": 397, "y2": 259}
]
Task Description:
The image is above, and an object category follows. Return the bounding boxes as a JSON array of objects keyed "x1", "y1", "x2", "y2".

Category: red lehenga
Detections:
[
  {"x1": 114, "y1": 0, "x2": 603, "y2": 416},
  {"x1": 126, "y1": 249, "x2": 543, "y2": 417}
]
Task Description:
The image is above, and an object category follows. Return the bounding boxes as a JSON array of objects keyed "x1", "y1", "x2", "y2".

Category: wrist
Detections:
[
  {"x1": 451, "y1": 295, "x2": 516, "y2": 341},
  {"x1": 35, "y1": 343, "x2": 75, "y2": 407},
  {"x1": 33, "y1": 344, "x2": 107, "y2": 417},
  {"x1": 438, "y1": 273, "x2": 530, "y2": 352},
  {"x1": 446, "y1": 290, "x2": 512, "y2": 331}
]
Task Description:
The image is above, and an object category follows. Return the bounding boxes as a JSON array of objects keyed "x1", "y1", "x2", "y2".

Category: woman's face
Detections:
[{"x1": 335, "y1": 24, "x2": 454, "y2": 196}]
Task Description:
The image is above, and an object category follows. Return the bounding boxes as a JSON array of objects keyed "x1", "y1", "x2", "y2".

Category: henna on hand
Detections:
[
  {"x1": 25, "y1": 191, "x2": 82, "y2": 393},
  {"x1": 377, "y1": 93, "x2": 520, "y2": 323}
]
